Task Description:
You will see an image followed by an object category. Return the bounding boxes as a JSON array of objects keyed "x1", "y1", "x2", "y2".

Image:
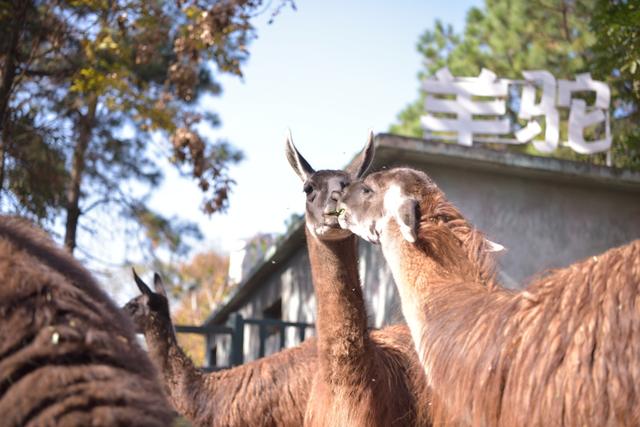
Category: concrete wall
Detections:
[{"x1": 420, "y1": 162, "x2": 640, "y2": 285}]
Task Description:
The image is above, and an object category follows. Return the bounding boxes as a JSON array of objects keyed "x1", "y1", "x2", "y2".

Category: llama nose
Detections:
[{"x1": 330, "y1": 191, "x2": 341, "y2": 202}]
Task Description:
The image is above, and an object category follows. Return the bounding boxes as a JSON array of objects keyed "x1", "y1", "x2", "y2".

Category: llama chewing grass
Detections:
[
  {"x1": 287, "y1": 136, "x2": 430, "y2": 427},
  {"x1": 338, "y1": 167, "x2": 640, "y2": 426},
  {"x1": 0, "y1": 216, "x2": 174, "y2": 427}
]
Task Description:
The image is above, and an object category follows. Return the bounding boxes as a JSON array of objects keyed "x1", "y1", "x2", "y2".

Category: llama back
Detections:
[
  {"x1": 501, "y1": 239, "x2": 640, "y2": 426},
  {"x1": 0, "y1": 216, "x2": 175, "y2": 426},
  {"x1": 427, "y1": 239, "x2": 640, "y2": 426}
]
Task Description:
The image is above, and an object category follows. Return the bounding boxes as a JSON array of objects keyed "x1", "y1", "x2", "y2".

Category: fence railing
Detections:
[{"x1": 175, "y1": 313, "x2": 314, "y2": 370}]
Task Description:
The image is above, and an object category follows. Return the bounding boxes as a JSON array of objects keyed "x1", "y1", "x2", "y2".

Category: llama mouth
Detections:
[
  {"x1": 324, "y1": 207, "x2": 346, "y2": 218},
  {"x1": 324, "y1": 216, "x2": 341, "y2": 227},
  {"x1": 323, "y1": 209, "x2": 345, "y2": 228}
]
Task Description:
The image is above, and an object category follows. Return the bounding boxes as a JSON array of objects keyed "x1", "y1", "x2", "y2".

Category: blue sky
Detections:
[{"x1": 147, "y1": 1, "x2": 482, "y2": 256}]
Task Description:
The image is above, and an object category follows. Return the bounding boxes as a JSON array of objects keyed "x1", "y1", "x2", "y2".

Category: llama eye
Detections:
[
  {"x1": 303, "y1": 184, "x2": 313, "y2": 195},
  {"x1": 340, "y1": 181, "x2": 347, "y2": 190},
  {"x1": 362, "y1": 187, "x2": 371, "y2": 194}
]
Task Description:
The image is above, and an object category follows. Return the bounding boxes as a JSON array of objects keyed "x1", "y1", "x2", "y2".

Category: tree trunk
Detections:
[
  {"x1": 64, "y1": 95, "x2": 98, "y2": 253},
  {"x1": 0, "y1": 1, "x2": 30, "y2": 199}
]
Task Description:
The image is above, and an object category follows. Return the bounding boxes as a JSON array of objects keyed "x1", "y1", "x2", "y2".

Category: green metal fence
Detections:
[{"x1": 175, "y1": 314, "x2": 314, "y2": 370}]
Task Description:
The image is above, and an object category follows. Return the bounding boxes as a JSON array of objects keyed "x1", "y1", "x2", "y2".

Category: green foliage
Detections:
[
  {"x1": 129, "y1": 202, "x2": 203, "y2": 257},
  {"x1": 4, "y1": 114, "x2": 68, "y2": 220},
  {"x1": 592, "y1": 0, "x2": 640, "y2": 78},
  {"x1": 389, "y1": 98, "x2": 423, "y2": 137},
  {"x1": 0, "y1": 0, "x2": 294, "y2": 258},
  {"x1": 391, "y1": 0, "x2": 640, "y2": 170},
  {"x1": 590, "y1": 0, "x2": 640, "y2": 169},
  {"x1": 172, "y1": 416, "x2": 194, "y2": 427}
]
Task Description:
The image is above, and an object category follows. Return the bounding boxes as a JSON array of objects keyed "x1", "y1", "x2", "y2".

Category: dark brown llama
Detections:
[
  {"x1": 338, "y1": 167, "x2": 640, "y2": 426},
  {"x1": 124, "y1": 271, "x2": 317, "y2": 427},
  {"x1": 0, "y1": 216, "x2": 174, "y2": 427},
  {"x1": 287, "y1": 134, "x2": 430, "y2": 427}
]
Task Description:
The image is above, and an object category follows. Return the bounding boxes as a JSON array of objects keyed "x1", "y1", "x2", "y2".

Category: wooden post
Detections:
[{"x1": 230, "y1": 313, "x2": 244, "y2": 366}]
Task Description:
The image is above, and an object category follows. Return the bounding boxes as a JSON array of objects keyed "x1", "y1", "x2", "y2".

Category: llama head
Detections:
[
  {"x1": 338, "y1": 167, "x2": 505, "y2": 251},
  {"x1": 123, "y1": 269, "x2": 171, "y2": 334},
  {"x1": 286, "y1": 130, "x2": 374, "y2": 240},
  {"x1": 337, "y1": 167, "x2": 429, "y2": 244}
]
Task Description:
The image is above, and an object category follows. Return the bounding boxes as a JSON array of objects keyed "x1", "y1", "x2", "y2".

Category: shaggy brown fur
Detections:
[
  {"x1": 304, "y1": 230, "x2": 431, "y2": 427},
  {"x1": 124, "y1": 270, "x2": 428, "y2": 427},
  {"x1": 341, "y1": 168, "x2": 640, "y2": 426},
  {"x1": 416, "y1": 234, "x2": 640, "y2": 426},
  {"x1": 0, "y1": 216, "x2": 174, "y2": 427}
]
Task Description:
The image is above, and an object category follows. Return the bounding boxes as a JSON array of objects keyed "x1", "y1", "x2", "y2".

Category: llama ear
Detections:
[
  {"x1": 285, "y1": 129, "x2": 315, "y2": 182},
  {"x1": 153, "y1": 273, "x2": 168, "y2": 298},
  {"x1": 485, "y1": 239, "x2": 506, "y2": 252},
  {"x1": 132, "y1": 268, "x2": 153, "y2": 296},
  {"x1": 346, "y1": 130, "x2": 375, "y2": 178},
  {"x1": 395, "y1": 198, "x2": 419, "y2": 243}
]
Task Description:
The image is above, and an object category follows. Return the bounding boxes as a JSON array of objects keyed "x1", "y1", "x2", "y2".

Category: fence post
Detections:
[
  {"x1": 279, "y1": 325, "x2": 286, "y2": 350},
  {"x1": 230, "y1": 313, "x2": 244, "y2": 367},
  {"x1": 298, "y1": 325, "x2": 306, "y2": 342},
  {"x1": 205, "y1": 333, "x2": 213, "y2": 368},
  {"x1": 258, "y1": 323, "x2": 266, "y2": 358}
]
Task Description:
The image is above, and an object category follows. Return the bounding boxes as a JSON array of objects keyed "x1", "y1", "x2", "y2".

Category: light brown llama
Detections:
[
  {"x1": 0, "y1": 216, "x2": 175, "y2": 427},
  {"x1": 124, "y1": 270, "x2": 317, "y2": 427},
  {"x1": 338, "y1": 167, "x2": 640, "y2": 426},
  {"x1": 287, "y1": 134, "x2": 430, "y2": 427}
]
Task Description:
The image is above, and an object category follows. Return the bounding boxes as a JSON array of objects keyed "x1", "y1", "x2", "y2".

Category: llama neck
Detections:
[
  {"x1": 381, "y1": 222, "x2": 519, "y2": 424},
  {"x1": 142, "y1": 316, "x2": 205, "y2": 418},
  {"x1": 144, "y1": 316, "x2": 313, "y2": 426},
  {"x1": 305, "y1": 228, "x2": 369, "y2": 384},
  {"x1": 380, "y1": 223, "x2": 482, "y2": 364}
]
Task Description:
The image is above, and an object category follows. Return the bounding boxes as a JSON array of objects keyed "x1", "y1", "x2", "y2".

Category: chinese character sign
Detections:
[{"x1": 421, "y1": 67, "x2": 611, "y2": 154}]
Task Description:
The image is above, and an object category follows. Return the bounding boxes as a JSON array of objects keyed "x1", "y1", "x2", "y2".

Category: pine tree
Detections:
[{"x1": 391, "y1": 0, "x2": 639, "y2": 170}]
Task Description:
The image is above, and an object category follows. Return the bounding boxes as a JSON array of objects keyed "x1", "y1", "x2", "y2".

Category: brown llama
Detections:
[
  {"x1": 124, "y1": 268, "x2": 426, "y2": 427},
  {"x1": 124, "y1": 270, "x2": 317, "y2": 427},
  {"x1": 286, "y1": 133, "x2": 430, "y2": 427},
  {"x1": 0, "y1": 216, "x2": 175, "y2": 427},
  {"x1": 338, "y1": 166, "x2": 640, "y2": 426}
]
